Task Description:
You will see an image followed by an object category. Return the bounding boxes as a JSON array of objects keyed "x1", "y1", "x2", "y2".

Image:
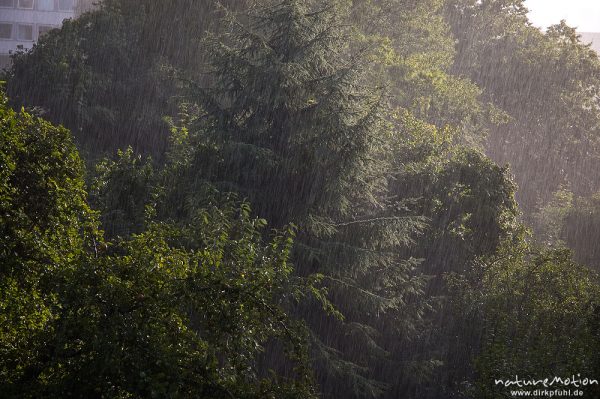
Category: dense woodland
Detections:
[{"x1": 2, "y1": 0, "x2": 600, "y2": 398}]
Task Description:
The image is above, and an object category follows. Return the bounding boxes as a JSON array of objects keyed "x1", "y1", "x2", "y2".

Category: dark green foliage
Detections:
[
  {"x1": 189, "y1": 0, "x2": 386, "y2": 227},
  {"x1": 175, "y1": 1, "x2": 437, "y2": 396},
  {"x1": 5, "y1": 5, "x2": 175, "y2": 157},
  {"x1": 384, "y1": 111, "x2": 520, "y2": 398},
  {"x1": 440, "y1": 233, "x2": 600, "y2": 398},
  {"x1": 101, "y1": 0, "x2": 246, "y2": 67},
  {"x1": 90, "y1": 147, "x2": 154, "y2": 238},
  {"x1": 455, "y1": 240, "x2": 600, "y2": 398},
  {"x1": 4, "y1": 0, "x2": 600, "y2": 397},
  {"x1": 391, "y1": 114, "x2": 519, "y2": 276},
  {"x1": 562, "y1": 194, "x2": 600, "y2": 270},
  {"x1": 0, "y1": 90, "x2": 319, "y2": 398},
  {"x1": 533, "y1": 189, "x2": 600, "y2": 271},
  {"x1": 19, "y1": 208, "x2": 317, "y2": 399},
  {"x1": 4, "y1": 0, "x2": 248, "y2": 158}
]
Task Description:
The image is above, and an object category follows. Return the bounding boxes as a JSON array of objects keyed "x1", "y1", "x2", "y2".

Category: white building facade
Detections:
[{"x1": 0, "y1": 0, "x2": 78, "y2": 68}]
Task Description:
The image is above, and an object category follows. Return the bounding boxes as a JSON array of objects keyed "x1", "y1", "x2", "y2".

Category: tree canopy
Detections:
[{"x1": 3, "y1": 0, "x2": 600, "y2": 397}]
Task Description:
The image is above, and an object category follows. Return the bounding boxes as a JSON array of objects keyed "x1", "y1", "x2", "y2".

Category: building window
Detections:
[
  {"x1": 38, "y1": 0, "x2": 55, "y2": 11},
  {"x1": 0, "y1": 0, "x2": 14, "y2": 8},
  {"x1": 38, "y1": 25, "x2": 54, "y2": 38},
  {"x1": 0, "y1": 23, "x2": 12, "y2": 39},
  {"x1": 17, "y1": 24, "x2": 33, "y2": 41},
  {"x1": 17, "y1": 0, "x2": 33, "y2": 9},
  {"x1": 58, "y1": 0, "x2": 73, "y2": 11}
]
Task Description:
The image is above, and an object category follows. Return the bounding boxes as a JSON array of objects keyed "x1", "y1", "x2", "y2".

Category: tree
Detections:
[
  {"x1": 90, "y1": 147, "x2": 155, "y2": 238},
  {"x1": 0, "y1": 89, "x2": 320, "y2": 398},
  {"x1": 445, "y1": 0, "x2": 600, "y2": 215},
  {"x1": 383, "y1": 110, "x2": 519, "y2": 398},
  {"x1": 176, "y1": 1, "x2": 433, "y2": 396},
  {"x1": 447, "y1": 235, "x2": 600, "y2": 399},
  {"x1": 4, "y1": 0, "x2": 250, "y2": 159},
  {"x1": 6, "y1": 0, "x2": 599, "y2": 396},
  {"x1": 0, "y1": 88, "x2": 97, "y2": 392},
  {"x1": 534, "y1": 190, "x2": 600, "y2": 271},
  {"x1": 390, "y1": 112, "x2": 519, "y2": 278},
  {"x1": 20, "y1": 205, "x2": 318, "y2": 399},
  {"x1": 562, "y1": 193, "x2": 600, "y2": 270},
  {"x1": 352, "y1": 0, "x2": 498, "y2": 147},
  {"x1": 532, "y1": 187, "x2": 574, "y2": 247}
]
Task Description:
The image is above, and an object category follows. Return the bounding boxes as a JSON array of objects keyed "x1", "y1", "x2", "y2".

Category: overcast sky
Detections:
[{"x1": 526, "y1": 0, "x2": 600, "y2": 32}]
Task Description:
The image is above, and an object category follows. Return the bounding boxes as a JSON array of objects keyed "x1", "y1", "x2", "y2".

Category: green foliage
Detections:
[
  {"x1": 530, "y1": 188, "x2": 600, "y2": 271},
  {"x1": 191, "y1": 0, "x2": 388, "y2": 225},
  {"x1": 20, "y1": 206, "x2": 317, "y2": 399},
  {"x1": 532, "y1": 187, "x2": 574, "y2": 247},
  {"x1": 5, "y1": 5, "x2": 175, "y2": 157},
  {"x1": 101, "y1": 0, "x2": 245, "y2": 66},
  {"x1": 352, "y1": 0, "x2": 497, "y2": 146},
  {"x1": 4, "y1": 0, "x2": 600, "y2": 397},
  {"x1": 445, "y1": 0, "x2": 600, "y2": 213},
  {"x1": 384, "y1": 111, "x2": 520, "y2": 398},
  {"x1": 176, "y1": 1, "x2": 437, "y2": 396},
  {"x1": 91, "y1": 147, "x2": 155, "y2": 238},
  {"x1": 0, "y1": 89, "x2": 320, "y2": 398},
  {"x1": 0, "y1": 91, "x2": 94, "y2": 264},
  {"x1": 4, "y1": 0, "x2": 250, "y2": 158},
  {"x1": 0, "y1": 88, "x2": 97, "y2": 391},
  {"x1": 391, "y1": 114, "x2": 519, "y2": 275},
  {"x1": 468, "y1": 240, "x2": 600, "y2": 398},
  {"x1": 562, "y1": 193, "x2": 600, "y2": 270}
]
